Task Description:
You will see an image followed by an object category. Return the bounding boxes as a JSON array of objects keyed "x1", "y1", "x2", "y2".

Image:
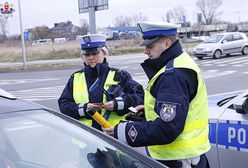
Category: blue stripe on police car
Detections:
[{"x1": 209, "y1": 120, "x2": 248, "y2": 151}]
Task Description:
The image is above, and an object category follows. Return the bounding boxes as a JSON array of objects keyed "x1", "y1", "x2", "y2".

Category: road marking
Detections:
[
  {"x1": 232, "y1": 64, "x2": 244, "y2": 67},
  {"x1": 229, "y1": 59, "x2": 248, "y2": 64},
  {"x1": 10, "y1": 86, "x2": 64, "y2": 101},
  {"x1": 0, "y1": 78, "x2": 60, "y2": 86},
  {"x1": 216, "y1": 64, "x2": 228, "y2": 67},
  {"x1": 203, "y1": 70, "x2": 236, "y2": 79},
  {"x1": 207, "y1": 69, "x2": 218, "y2": 73},
  {"x1": 196, "y1": 56, "x2": 248, "y2": 67},
  {"x1": 201, "y1": 64, "x2": 213, "y2": 67}
]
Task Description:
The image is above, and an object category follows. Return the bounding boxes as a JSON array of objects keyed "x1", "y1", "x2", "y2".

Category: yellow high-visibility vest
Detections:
[
  {"x1": 73, "y1": 70, "x2": 125, "y2": 127},
  {"x1": 145, "y1": 52, "x2": 210, "y2": 160}
]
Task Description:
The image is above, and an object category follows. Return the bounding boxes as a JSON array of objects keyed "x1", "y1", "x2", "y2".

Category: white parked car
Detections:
[
  {"x1": 32, "y1": 39, "x2": 52, "y2": 46},
  {"x1": 54, "y1": 37, "x2": 66, "y2": 44},
  {"x1": 193, "y1": 32, "x2": 248, "y2": 59}
]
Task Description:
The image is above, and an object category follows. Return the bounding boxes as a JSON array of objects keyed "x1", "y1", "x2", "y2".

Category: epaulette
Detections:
[
  {"x1": 110, "y1": 67, "x2": 123, "y2": 82},
  {"x1": 70, "y1": 69, "x2": 84, "y2": 78}
]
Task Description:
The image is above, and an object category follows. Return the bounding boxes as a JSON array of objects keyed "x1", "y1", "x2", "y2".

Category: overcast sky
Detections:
[{"x1": 4, "y1": 0, "x2": 248, "y2": 35}]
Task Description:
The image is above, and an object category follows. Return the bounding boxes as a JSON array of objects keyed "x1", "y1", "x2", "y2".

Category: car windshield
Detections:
[
  {"x1": 0, "y1": 110, "x2": 151, "y2": 168},
  {"x1": 203, "y1": 35, "x2": 224, "y2": 43}
]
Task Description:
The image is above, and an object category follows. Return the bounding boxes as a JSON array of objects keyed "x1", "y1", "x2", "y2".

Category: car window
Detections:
[
  {"x1": 204, "y1": 35, "x2": 224, "y2": 43},
  {"x1": 0, "y1": 110, "x2": 152, "y2": 168},
  {"x1": 233, "y1": 34, "x2": 243, "y2": 40},
  {"x1": 39, "y1": 40, "x2": 47, "y2": 43},
  {"x1": 223, "y1": 34, "x2": 233, "y2": 42}
]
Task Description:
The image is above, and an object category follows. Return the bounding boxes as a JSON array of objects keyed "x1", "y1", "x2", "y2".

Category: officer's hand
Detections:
[
  {"x1": 134, "y1": 105, "x2": 145, "y2": 116},
  {"x1": 102, "y1": 126, "x2": 114, "y2": 136},
  {"x1": 87, "y1": 103, "x2": 104, "y2": 111},
  {"x1": 103, "y1": 101, "x2": 115, "y2": 111}
]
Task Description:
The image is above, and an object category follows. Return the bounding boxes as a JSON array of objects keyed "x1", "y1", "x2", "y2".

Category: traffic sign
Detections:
[{"x1": 24, "y1": 31, "x2": 29, "y2": 40}]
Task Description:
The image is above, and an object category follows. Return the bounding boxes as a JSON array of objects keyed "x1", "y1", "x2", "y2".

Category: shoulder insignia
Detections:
[
  {"x1": 128, "y1": 125, "x2": 138, "y2": 142},
  {"x1": 160, "y1": 103, "x2": 177, "y2": 122}
]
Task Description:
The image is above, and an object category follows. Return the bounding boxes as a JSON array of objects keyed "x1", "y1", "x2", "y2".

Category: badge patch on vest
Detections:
[
  {"x1": 160, "y1": 103, "x2": 177, "y2": 122},
  {"x1": 128, "y1": 125, "x2": 138, "y2": 142}
]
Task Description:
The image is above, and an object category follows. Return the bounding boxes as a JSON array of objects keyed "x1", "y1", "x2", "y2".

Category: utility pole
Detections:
[
  {"x1": 18, "y1": 0, "x2": 27, "y2": 69},
  {"x1": 78, "y1": 0, "x2": 109, "y2": 34},
  {"x1": 182, "y1": 15, "x2": 188, "y2": 53},
  {"x1": 88, "y1": 6, "x2": 96, "y2": 33}
]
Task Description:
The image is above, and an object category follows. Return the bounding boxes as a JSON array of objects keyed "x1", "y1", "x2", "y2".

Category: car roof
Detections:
[
  {"x1": 0, "y1": 88, "x2": 42, "y2": 113},
  {"x1": 0, "y1": 97, "x2": 42, "y2": 113}
]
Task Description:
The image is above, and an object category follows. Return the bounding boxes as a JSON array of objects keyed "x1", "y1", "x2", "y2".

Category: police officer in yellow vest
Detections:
[
  {"x1": 58, "y1": 34, "x2": 144, "y2": 131},
  {"x1": 103, "y1": 22, "x2": 211, "y2": 168}
]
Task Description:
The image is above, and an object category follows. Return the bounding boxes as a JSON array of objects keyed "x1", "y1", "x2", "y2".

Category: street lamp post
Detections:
[{"x1": 18, "y1": 0, "x2": 27, "y2": 69}]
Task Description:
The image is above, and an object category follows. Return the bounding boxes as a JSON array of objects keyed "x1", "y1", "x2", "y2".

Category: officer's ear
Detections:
[
  {"x1": 101, "y1": 47, "x2": 109, "y2": 57},
  {"x1": 161, "y1": 38, "x2": 172, "y2": 50},
  {"x1": 164, "y1": 38, "x2": 172, "y2": 49}
]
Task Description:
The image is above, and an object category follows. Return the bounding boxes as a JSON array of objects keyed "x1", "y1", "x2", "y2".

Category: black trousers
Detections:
[{"x1": 157, "y1": 154, "x2": 209, "y2": 168}]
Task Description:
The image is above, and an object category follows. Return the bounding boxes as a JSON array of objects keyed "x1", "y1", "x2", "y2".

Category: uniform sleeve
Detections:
[
  {"x1": 114, "y1": 68, "x2": 197, "y2": 147},
  {"x1": 58, "y1": 76, "x2": 82, "y2": 119},
  {"x1": 114, "y1": 70, "x2": 144, "y2": 115}
]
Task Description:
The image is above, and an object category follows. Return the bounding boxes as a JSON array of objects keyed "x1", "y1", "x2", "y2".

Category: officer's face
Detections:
[
  {"x1": 83, "y1": 50, "x2": 105, "y2": 68},
  {"x1": 144, "y1": 38, "x2": 172, "y2": 60}
]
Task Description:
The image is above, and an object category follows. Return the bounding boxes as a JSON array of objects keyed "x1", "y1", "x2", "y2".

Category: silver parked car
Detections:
[
  {"x1": 207, "y1": 89, "x2": 248, "y2": 168},
  {"x1": 193, "y1": 32, "x2": 248, "y2": 59}
]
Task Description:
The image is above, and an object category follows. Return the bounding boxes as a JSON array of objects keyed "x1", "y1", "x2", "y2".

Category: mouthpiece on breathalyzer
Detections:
[{"x1": 86, "y1": 108, "x2": 111, "y2": 128}]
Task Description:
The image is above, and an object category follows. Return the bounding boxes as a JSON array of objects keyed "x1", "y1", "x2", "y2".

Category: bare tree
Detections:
[
  {"x1": 31, "y1": 26, "x2": 51, "y2": 40},
  {"x1": 166, "y1": 6, "x2": 186, "y2": 24},
  {"x1": 0, "y1": 16, "x2": 8, "y2": 38},
  {"x1": 132, "y1": 13, "x2": 148, "y2": 26},
  {"x1": 196, "y1": 0, "x2": 222, "y2": 25},
  {"x1": 78, "y1": 19, "x2": 88, "y2": 35},
  {"x1": 112, "y1": 15, "x2": 132, "y2": 27},
  {"x1": 162, "y1": 12, "x2": 171, "y2": 23}
]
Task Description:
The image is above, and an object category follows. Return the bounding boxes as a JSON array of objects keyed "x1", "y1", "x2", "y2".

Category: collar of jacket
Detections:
[
  {"x1": 84, "y1": 58, "x2": 109, "y2": 77},
  {"x1": 141, "y1": 40, "x2": 183, "y2": 80}
]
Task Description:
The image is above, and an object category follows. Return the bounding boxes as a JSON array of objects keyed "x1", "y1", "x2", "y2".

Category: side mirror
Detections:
[
  {"x1": 233, "y1": 97, "x2": 248, "y2": 114},
  {"x1": 222, "y1": 40, "x2": 227, "y2": 43}
]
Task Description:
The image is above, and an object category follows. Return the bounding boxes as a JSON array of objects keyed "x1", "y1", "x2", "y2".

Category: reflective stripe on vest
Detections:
[
  {"x1": 145, "y1": 52, "x2": 211, "y2": 160},
  {"x1": 73, "y1": 70, "x2": 126, "y2": 127}
]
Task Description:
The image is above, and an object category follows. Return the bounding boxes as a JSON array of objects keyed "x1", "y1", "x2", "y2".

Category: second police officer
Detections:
[
  {"x1": 103, "y1": 22, "x2": 211, "y2": 168},
  {"x1": 58, "y1": 34, "x2": 144, "y2": 131}
]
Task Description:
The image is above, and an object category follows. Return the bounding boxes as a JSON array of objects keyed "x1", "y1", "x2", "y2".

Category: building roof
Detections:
[{"x1": 106, "y1": 26, "x2": 139, "y2": 32}]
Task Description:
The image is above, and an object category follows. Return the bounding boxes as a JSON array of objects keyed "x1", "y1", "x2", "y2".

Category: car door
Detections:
[
  {"x1": 207, "y1": 94, "x2": 231, "y2": 168},
  {"x1": 216, "y1": 92, "x2": 248, "y2": 168},
  {"x1": 232, "y1": 33, "x2": 244, "y2": 53},
  {"x1": 221, "y1": 34, "x2": 234, "y2": 54}
]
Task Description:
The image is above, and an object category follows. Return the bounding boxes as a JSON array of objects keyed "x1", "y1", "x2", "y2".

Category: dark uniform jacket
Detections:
[
  {"x1": 58, "y1": 59, "x2": 144, "y2": 130},
  {"x1": 114, "y1": 40, "x2": 198, "y2": 146}
]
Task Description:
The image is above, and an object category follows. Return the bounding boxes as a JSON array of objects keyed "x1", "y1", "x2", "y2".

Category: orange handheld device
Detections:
[{"x1": 86, "y1": 108, "x2": 111, "y2": 128}]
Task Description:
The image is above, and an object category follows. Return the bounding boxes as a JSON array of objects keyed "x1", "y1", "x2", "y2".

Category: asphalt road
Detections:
[{"x1": 1, "y1": 53, "x2": 248, "y2": 112}]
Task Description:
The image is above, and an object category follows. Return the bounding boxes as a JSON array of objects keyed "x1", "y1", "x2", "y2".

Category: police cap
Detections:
[
  {"x1": 137, "y1": 22, "x2": 180, "y2": 46},
  {"x1": 81, "y1": 34, "x2": 107, "y2": 55}
]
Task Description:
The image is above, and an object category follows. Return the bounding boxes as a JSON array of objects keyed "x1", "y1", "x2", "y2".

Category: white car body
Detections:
[
  {"x1": 207, "y1": 90, "x2": 248, "y2": 168},
  {"x1": 193, "y1": 32, "x2": 248, "y2": 59},
  {"x1": 32, "y1": 39, "x2": 52, "y2": 46}
]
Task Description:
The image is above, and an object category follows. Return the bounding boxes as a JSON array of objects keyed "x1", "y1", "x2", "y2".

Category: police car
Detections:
[
  {"x1": 0, "y1": 89, "x2": 166, "y2": 168},
  {"x1": 207, "y1": 90, "x2": 248, "y2": 168}
]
